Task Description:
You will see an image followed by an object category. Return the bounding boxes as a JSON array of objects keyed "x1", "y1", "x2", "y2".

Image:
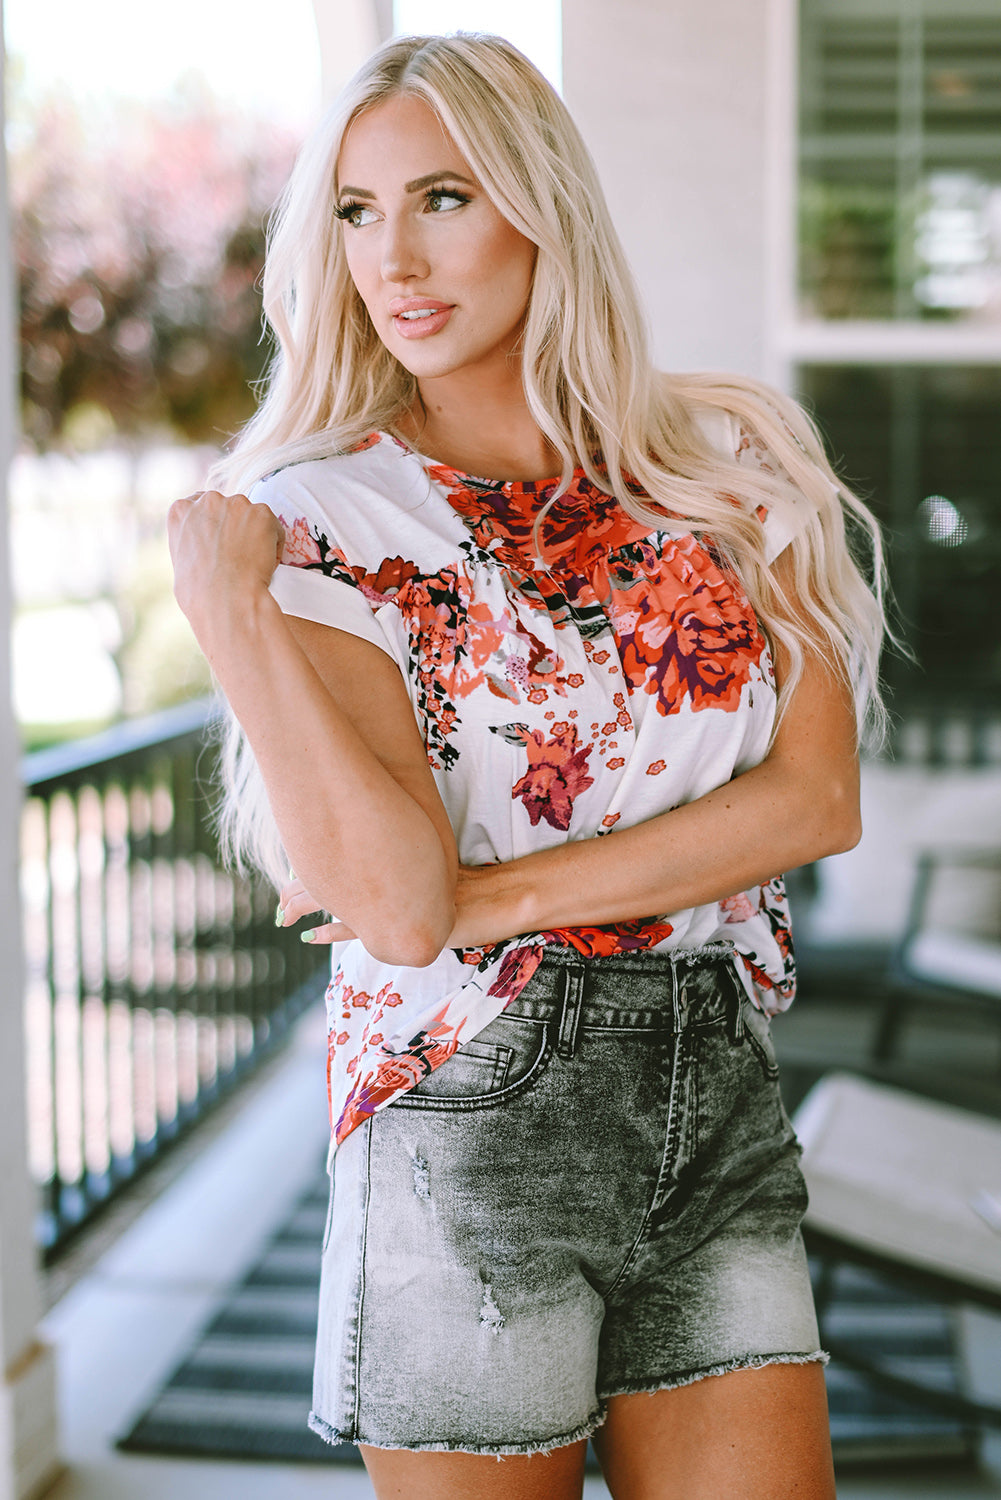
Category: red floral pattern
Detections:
[
  {"x1": 607, "y1": 536, "x2": 763, "y2": 717},
  {"x1": 508, "y1": 723, "x2": 595, "y2": 831},
  {"x1": 543, "y1": 917, "x2": 675, "y2": 956},
  {"x1": 279, "y1": 515, "x2": 322, "y2": 567},
  {"x1": 487, "y1": 943, "x2": 545, "y2": 1001}
]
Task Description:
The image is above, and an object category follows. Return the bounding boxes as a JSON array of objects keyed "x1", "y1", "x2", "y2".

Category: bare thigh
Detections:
[
  {"x1": 592, "y1": 1361, "x2": 836, "y2": 1500},
  {"x1": 359, "y1": 1439, "x2": 590, "y2": 1500}
]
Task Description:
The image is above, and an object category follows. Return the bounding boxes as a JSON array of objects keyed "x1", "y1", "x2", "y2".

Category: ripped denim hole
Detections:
[
  {"x1": 410, "y1": 1151, "x2": 431, "y2": 1201},
  {"x1": 479, "y1": 1282, "x2": 505, "y2": 1335}
]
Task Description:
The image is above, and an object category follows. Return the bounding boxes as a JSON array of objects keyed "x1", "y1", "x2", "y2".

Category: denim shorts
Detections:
[{"x1": 308, "y1": 945, "x2": 825, "y2": 1456}]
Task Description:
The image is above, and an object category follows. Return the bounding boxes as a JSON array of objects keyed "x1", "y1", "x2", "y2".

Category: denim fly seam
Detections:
[{"x1": 598, "y1": 961, "x2": 691, "y2": 1304}]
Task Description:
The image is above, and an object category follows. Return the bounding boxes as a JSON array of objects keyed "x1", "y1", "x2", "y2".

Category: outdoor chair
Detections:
[
  {"x1": 871, "y1": 847, "x2": 1001, "y2": 1072},
  {"x1": 794, "y1": 1071, "x2": 1001, "y2": 1431}
]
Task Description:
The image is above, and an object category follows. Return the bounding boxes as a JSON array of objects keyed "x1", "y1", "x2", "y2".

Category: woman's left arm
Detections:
[
  {"x1": 452, "y1": 628, "x2": 860, "y2": 946},
  {"x1": 284, "y1": 554, "x2": 862, "y2": 946}
]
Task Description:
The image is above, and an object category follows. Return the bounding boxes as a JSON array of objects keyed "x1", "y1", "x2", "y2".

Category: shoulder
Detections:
[
  {"x1": 669, "y1": 371, "x2": 834, "y2": 482},
  {"x1": 663, "y1": 372, "x2": 841, "y2": 562},
  {"x1": 251, "y1": 433, "x2": 426, "y2": 510},
  {"x1": 248, "y1": 434, "x2": 432, "y2": 547}
]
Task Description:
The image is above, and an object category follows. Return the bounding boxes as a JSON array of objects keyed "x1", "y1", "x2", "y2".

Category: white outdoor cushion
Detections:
[
  {"x1": 794, "y1": 1072, "x2": 1001, "y2": 1299},
  {"x1": 905, "y1": 929, "x2": 1001, "y2": 1001}
]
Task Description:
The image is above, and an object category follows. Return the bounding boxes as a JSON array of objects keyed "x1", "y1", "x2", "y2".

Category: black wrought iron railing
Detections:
[
  {"x1": 887, "y1": 705, "x2": 1001, "y2": 770},
  {"x1": 20, "y1": 697, "x2": 328, "y2": 1259}
]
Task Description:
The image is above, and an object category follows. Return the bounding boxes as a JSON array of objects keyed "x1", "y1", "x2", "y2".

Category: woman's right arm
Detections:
[{"x1": 168, "y1": 489, "x2": 458, "y2": 968}]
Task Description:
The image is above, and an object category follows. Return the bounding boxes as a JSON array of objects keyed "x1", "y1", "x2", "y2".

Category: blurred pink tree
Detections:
[{"x1": 12, "y1": 87, "x2": 300, "y2": 449}]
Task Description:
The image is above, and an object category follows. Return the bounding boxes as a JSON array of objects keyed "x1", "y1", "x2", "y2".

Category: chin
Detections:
[
  {"x1": 391, "y1": 337, "x2": 518, "y2": 386},
  {"x1": 390, "y1": 345, "x2": 472, "y2": 381}
]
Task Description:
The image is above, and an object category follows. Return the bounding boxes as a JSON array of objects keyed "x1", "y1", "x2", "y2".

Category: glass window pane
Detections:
[
  {"x1": 799, "y1": 0, "x2": 1001, "y2": 322},
  {"x1": 798, "y1": 365, "x2": 1001, "y2": 708}
]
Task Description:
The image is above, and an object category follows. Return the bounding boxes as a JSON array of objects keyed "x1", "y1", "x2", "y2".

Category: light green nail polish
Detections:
[
  {"x1": 300, "y1": 929, "x2": 316, "y2": 944},
  {"x1": 274, "y1": 905, "x2": 284, "y2": 927}
]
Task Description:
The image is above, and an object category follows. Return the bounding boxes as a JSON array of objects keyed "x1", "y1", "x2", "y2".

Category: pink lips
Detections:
[{"x1": 389, "y1": 297, "x2": 454, "y2": 340}]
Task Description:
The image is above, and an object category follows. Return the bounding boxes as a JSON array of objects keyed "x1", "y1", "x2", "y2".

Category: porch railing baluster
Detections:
[{"x1": 22, "y1": 698, "x2": 328, "y2": 1260}]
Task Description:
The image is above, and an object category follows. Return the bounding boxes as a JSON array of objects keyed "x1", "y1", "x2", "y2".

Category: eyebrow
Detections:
[{"x1": 337, "y1": 170, "x2": 476, "y2": 201}]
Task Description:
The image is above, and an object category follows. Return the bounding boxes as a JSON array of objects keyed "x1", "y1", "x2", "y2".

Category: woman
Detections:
[{"x1": 168, "y1": 32, "x2": 885, "y2": 1500}]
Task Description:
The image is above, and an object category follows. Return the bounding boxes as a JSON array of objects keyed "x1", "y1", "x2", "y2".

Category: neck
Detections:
[{"x1": 401, "y1": 362, "x2": 559, "y2": 482}]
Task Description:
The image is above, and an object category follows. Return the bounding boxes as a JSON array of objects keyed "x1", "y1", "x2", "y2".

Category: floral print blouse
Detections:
[{"x1": 253, "y1": 410, "x2": 809, "y2": 1152}]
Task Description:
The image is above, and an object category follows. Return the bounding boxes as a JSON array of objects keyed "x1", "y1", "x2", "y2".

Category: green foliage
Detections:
[
  {"x1": 799, "y1": 179, "x2": 899, "y2": 319},
  {"x1": 7, "y1": 83, "x2": 300, "y2": 738},
  {"x1": 10, "y1": 86, "x2": 299, "y2": 449},
  {"x1": 115, "y1": 538, "x2": 214, "y2": 716}
]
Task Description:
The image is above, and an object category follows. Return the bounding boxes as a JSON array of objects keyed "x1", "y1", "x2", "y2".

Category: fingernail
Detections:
[
  {"x1": 274, "y1": 905, "x2": 284, "y2": 927},
  {"x1": 288, "y1": 865, "x2": 296, "y2": 879},
  {"x1": 300, "y1": 929, "x2": 316, "y2": 944}
]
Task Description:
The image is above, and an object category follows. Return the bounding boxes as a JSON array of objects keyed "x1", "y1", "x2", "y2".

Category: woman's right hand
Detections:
[{"x1": 167, "y1": 490, "x2": 285, "y2": 632}]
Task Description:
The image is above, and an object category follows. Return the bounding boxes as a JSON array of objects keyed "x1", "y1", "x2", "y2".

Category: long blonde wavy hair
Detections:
[{"x1": 211, "y1": 32, "x2": 888, "y2": 886}]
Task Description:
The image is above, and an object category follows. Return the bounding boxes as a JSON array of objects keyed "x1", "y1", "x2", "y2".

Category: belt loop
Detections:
[
  {"x1": 676, "y1": 981, "x2": 689, "y2": 1031},
  {"x1": 670, "y1": 955, "x2": 687, "y2": 1031},
  {"x1": 556, "y1": 958, "x2": 586, "y2": 1061},
  {"x1": 726, "y1": 966, "x2": 746, "y2": 1046}
]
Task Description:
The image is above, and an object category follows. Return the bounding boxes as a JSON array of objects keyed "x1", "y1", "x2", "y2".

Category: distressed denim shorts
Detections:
[{"x1": 309, "y1": 945, "x2": 825, "y2": 1456}]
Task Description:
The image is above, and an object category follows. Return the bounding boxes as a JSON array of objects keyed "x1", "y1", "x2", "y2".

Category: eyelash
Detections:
[
  {"x1": 333, "y1": 200, "x2": 372, "y2": 227},
  {"x1": 425, "y1": 186, "x2": 470, "y2": 212},
  {"x1": 334, "y1": 185, "x2": 471, "y2": 226}
]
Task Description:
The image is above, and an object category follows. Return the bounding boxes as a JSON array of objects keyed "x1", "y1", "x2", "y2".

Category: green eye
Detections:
[
  {"x1": 426, "y1": 189, "x2": 469, "y2": 213},
  {"x1": 335, "y1": 201, "x2": 376, "y2": 227}
]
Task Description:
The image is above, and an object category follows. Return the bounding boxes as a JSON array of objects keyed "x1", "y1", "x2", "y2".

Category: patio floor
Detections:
[{"x1": 37, "y1": 983, "x2": 1001, "y2": 1499}]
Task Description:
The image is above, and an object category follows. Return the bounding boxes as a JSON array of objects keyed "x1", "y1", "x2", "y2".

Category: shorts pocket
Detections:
[
  {"x1": 739, "y1": 993, "x2": 780, "y2": 1081},
  {"x1": 388, "y1": 1016, "x2": 552, "y2": 1111},
  {"x1": 321, "y1": 1166, "x2": 336, "y2": 1254}
]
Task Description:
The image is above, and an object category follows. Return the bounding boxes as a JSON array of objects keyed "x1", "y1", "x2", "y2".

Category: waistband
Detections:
[
  {"x1": 536, "y1": 941, "x2": 736, "y2": 976},
  {"x1": 500, "y1": 942, "x2": 746, "y2": 1051}
]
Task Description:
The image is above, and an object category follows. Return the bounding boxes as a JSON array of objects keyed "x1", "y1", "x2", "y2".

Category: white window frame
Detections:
[{"x1": 764, "y1": 0, "x2": 1001, "y2": 392}]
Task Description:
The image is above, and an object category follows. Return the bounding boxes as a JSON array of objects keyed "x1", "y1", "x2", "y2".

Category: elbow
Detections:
[
  {"x1": 358, "y1": 882, "x2": 457, "y2": 969},
  {"x1": 312, "y1": 846, "x2": 457, "y2": 969},
  {"x1": 840, "y1": 805, "x2": 863, "y2": 853},
  {"x1": 822, "y1": 812, "x2": 862, "y2": 857},
  {"x1": 814, "y1": 784, "x2": 862, "y2": 858},
  {"x1": 364, "y1": 912, "x2": 455, "y2": 969}
]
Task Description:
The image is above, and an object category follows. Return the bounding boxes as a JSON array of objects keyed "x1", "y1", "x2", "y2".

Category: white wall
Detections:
[
  {"x1": 0, "y1": 12, "x2": 61, "y2": 1496},
  {"x1": 311, "y1": 0, "x2": 392, "y2": 103},
  {"x1": 562, "y1": 0, "x2": 796, "y2": 384}
]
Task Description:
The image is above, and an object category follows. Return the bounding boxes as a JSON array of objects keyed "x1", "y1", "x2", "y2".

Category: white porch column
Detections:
[
  {"x1": 562, "y1": 0, "x2": 798, "y2": 386},
  {"x1": 0, "y1": 14, "x2": 61, "y2": 1499},
  {"x1": 311, "y1": 0, "x2": 393, "y2": 104}
]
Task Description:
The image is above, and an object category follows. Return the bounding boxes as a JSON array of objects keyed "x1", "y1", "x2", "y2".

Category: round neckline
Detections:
[{"x1": 380, "y1": 430, "x2": 584, "y2": 494}]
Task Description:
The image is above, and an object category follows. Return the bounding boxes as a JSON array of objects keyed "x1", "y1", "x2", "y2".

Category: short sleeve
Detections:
[
  {"x1": 250, "y1": 469, "x2": 399, "y2": 661},
  {"x1": 693, "y1": 406, "x2": 835, "y2": 564},
  {"x1": 729, "y1": 420, "x2": 804, "y2": 564}
]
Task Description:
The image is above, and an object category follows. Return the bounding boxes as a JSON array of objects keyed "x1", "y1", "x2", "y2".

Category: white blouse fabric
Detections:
[{"x1": 253, "y1": 412, "x2": 809, "y2": 1152}]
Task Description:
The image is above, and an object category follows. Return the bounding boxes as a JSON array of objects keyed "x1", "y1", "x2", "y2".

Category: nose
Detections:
[{"x1": 380, "y1": 212, "x2": 430, "y2": 285}]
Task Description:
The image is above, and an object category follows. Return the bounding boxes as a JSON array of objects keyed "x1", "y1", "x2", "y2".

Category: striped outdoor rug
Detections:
[{"x1": 118, "y1": 1167, "x2": 977, "y2": 1468}]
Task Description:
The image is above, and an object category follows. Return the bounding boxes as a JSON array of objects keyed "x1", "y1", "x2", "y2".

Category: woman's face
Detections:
[{"x1": 335, "y1": 95, "x2": 536, "y2": 391}]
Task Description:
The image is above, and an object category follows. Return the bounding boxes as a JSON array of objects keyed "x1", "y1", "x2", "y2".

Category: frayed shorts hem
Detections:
[
  {"x1": 598, "y1": 1348, "x2": 830, "y2": 1403},
  {"x1": 307, "y1": 1354, "x2": 827, "y2": 1454},
  {"x1": 307, "y1": 1405, "x2": 608, "y2": 1458}
]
